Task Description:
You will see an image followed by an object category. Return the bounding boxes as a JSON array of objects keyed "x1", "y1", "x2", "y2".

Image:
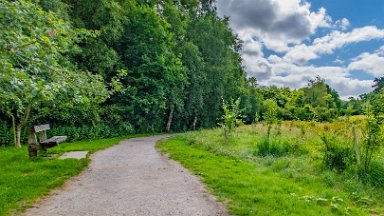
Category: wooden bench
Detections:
[{"x1": 33, "y1": 124, "x2": 67, "y2": 152}]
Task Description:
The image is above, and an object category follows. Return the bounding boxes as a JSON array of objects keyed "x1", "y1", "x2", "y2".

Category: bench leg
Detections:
[
  {"x1": 41, "y1": 144, "x2": 47, "y2": 153},
  {"x1": 28, "y1": 145, "x2": 38, "y2": 158}
]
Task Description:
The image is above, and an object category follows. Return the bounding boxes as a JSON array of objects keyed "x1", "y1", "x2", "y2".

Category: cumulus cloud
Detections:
[
  {"x1": 262, "y1": 61, "x2": 373, "y2": 99},
  {"x1": 348, "y1": 46, "x2": 384, "y2": 77},
  {"x1": 216, "y1": 0, "x2": 382, "y2": 97},
  {"x1": 284, "y1": 26, "x2": 384, "y2": 64},
  {"x1": 217, "y1": 0, "x2": 332, "y2": 51}
]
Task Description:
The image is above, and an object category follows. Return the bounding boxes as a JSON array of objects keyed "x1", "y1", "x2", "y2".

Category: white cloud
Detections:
[
  {"x1": 242, "y1": 40, "x2": 264, "y2": 57},
  {"x1": 216, "y1": 0, "x2": 382, "y2": 98},
  {"x1": 262, "y1": 61, "x2": 372, "y2": 99},
  {"x1": 335, "y1": 18, "x2": 350, "y2": 31},
  {"x1": 348, "y1": 46, "x2": 384, "y2": 77},
  {"x1": 333, "y1": 59, "x2": 345, "y2": 64},
  {"x1": 284, "y1": 26, "x2": 384, "y2": 64}
]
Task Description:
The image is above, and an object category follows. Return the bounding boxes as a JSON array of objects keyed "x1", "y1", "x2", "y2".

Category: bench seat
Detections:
[{"x1": 40, "y1": 136, "x2": 67, "y2": 148}]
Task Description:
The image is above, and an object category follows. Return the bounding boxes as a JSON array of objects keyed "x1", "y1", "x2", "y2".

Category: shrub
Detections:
[
  {"x1": 320, "y1": 134, "x2": 355, "y2": 172},
  {"x1": 48, "y1": 123, "x2": 135, "y2": 142},
  {"x1": 0, "y1": 121, "x2": 13, "y2": 146},
  {"x1": 220, "y1": 98, "x2": 243, "y2": 139},
  {"x1": 358, "y1": 161, "x2": 384, "y2": 187},
  {"x1": 361, "y1": 101, "x2": 383, "y2": 176}
]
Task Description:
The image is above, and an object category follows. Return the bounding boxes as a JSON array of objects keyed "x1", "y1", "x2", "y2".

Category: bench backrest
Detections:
[
  {"x1": 33, "y1": 124, "x2": 50, "y2": 143},
  {"x1": 34, "y1": 124, "x2": 50, "y2": 133}
]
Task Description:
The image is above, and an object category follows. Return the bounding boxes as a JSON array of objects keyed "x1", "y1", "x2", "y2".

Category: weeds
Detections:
[
  {"x1": 256, "y1": 138, "x2": 293, "y2": 157},
  {"x1": 320, "y1": 133, "x2": 355, "y2": 172},
  {"x1": 158, "y1": 121, "x2": 384, "y2": 215}
]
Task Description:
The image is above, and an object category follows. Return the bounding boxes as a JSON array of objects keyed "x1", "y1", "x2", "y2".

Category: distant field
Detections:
[
  {"x1": 157, "y1": 121, "x2": 384, "y2": 216},
  {"x1": 0, "y1": 134, "x2": 155, "y2": 216}
]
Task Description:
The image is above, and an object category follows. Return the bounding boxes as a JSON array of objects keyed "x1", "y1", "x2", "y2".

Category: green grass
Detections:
[
  {"x1": 0, "y1": 133, "x2": 156, "y2": 216},
  {"x1": 157, "y1": 122, "x2": 384, "y2": 216}
]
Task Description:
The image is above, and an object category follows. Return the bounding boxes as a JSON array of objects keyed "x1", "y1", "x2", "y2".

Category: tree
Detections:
[
  {"x1": 188, "y1": 14, "x2": 246, "y2": 127},
  {"x1": 263, "y1": 99, "x2": 278, "y2": 140},
  {"x1": 0, "y1": 1, "x2": 108, "y2": 147},
  {"x1": 301, "y1": 77, "x2": 340, "y2": 121},
  {"x1": 373, "y1": 76, "x2": 384, "y2": 93},
  {"x1": 361, "y1": 100, "x2": 383, "y2": 176},
  {"x1": 178, "y1": 42, "x2": 206, "y2": 130},
  {"x1": 220, "y1": 98, "x2": 242, "y2": 139}
]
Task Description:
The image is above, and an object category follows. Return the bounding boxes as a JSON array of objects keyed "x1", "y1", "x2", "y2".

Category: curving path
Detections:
[{"x1": 23, "y1": 135, "x2": 228, "y2": 216}]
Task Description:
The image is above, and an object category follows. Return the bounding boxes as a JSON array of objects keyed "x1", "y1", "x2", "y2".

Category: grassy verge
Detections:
[
  {"x1": 0, "y1": 133, "x2": 156, "y2": 216},
  {"x1": 157, "y1": 123, "x2": 384, "y2": 216}
]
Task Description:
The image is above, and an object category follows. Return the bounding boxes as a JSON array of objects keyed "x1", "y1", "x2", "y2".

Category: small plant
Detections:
[
  {"x1": 263, "y1": 99, "x2": 278, "y2": 140},
  {"x1": 220, "y1": 98, "x2": 243, "y2": 139},
  {"x1": 254, "y1": 112, "x2": 260, "y2": 123},
  {"x1": 361, "y1": 101, "x2": 383, "y2": 176},
  {"x1": 256, "y1": 138, "x2": 292, "y2": 157}
]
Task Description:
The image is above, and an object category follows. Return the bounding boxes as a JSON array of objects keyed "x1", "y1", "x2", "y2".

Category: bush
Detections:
[
  {"x1": 48, "y1": 123, "x2": 135, "y2": 142},
  {"x1": 359, "y1": 161, "x2": 384, "y2": 187},
  {"x1": 0, "y1": 121, "x2": 13, "y2": 146},
  {"x1": 320, "y1": 134, "x2": 355, "y2": 172}
]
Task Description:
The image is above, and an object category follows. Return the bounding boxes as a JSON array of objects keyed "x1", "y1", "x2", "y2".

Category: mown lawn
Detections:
[
  {"x1": 157, "y1": 122, "x2": 384, "y2": 216},
  {"x1": 0, "y1": 133, "x2": 155, "y2": 216}
]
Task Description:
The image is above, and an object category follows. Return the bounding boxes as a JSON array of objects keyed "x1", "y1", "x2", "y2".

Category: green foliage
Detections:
[
  {"x1": 1, "y1": 0, "x2": 363, "y2": 147},
  {"x1": 358, "y1": 161, "x2": 384, "y2": 187},
  {"x1": 48, "y1": 123, "x2": 135, "y2": 142},
  {"x1": 256, "y1": 138, "x2": 293, "y2": 157},
  {"x1": 0, "y1": 121, "x2": 14, "y2": 146},
  {"x1": 263, "y1": 99, "x2": 278, "y2": 139},
  {"x1": 361, "y1": 101, "x2": 383, "y2": 176},
  {"x1": 263, "y1": 99, "x2": 278, "y2": 124},
  {"x1": 0, "y1": 0, "x2": 108, "y2": 147},
  {"x1": 320, "y1": 134, "x2": 355, "y2": 172},
  {"x1": 220, "y1": 98, "x2": 242, "y2": 138}
]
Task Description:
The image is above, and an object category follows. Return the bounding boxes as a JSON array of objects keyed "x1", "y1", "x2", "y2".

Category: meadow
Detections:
[{"x1": 157, "y1": 119, "x2": 384, "y2": 216}]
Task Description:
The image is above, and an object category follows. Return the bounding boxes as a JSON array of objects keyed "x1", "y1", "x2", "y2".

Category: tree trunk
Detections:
[
  {"x1": 11, "y1": 103, "x2": 32, "y2": 148},
  {"x1": 165, "y1": 104, "x2": 175, "y2": 133},
  {"x1": 15, "y1": 123, "x2": 22, "y2": 148},
  {"x1": 12, "y1": 115, "x2": 17, "y2": 148},
  {"x1": 192, "y1": 116, "x2": 198, "y2": 130}
]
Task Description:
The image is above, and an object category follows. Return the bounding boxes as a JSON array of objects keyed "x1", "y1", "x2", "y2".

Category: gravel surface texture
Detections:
[{"x1": 23, "y1": 135, "x2": 228, "y2": 216}]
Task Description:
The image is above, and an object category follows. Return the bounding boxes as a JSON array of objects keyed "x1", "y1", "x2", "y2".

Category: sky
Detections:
[{"x1": 216, "y1": 0, "x2": 384, "y2": 99}]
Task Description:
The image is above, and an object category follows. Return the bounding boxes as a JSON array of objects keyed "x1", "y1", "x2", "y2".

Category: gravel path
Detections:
[{"x1": 23, "y1": 135, "x2": 228, "y2": 216}]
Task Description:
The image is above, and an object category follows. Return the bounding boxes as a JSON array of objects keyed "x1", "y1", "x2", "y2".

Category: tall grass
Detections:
[{"x1": 157, "y1": 121, "x2": 384, "y2": 215}]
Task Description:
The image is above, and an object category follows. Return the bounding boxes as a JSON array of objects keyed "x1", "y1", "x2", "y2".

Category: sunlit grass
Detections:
[{"x1": 157, "y1": 121, "x2": 384, "y2": 215}]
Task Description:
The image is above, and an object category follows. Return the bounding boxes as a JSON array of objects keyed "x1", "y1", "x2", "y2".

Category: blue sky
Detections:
[
  {"x1": 217, "y1": 0, "x2": 384, "y2": 98},
  {"x1": 311, "y1": 0, "x2": 384, "y2": 27}
]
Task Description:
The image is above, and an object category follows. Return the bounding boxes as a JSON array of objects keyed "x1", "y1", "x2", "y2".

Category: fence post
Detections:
[{"x1": 353, "y1": 126, "x2": 361, "y2": 167}]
